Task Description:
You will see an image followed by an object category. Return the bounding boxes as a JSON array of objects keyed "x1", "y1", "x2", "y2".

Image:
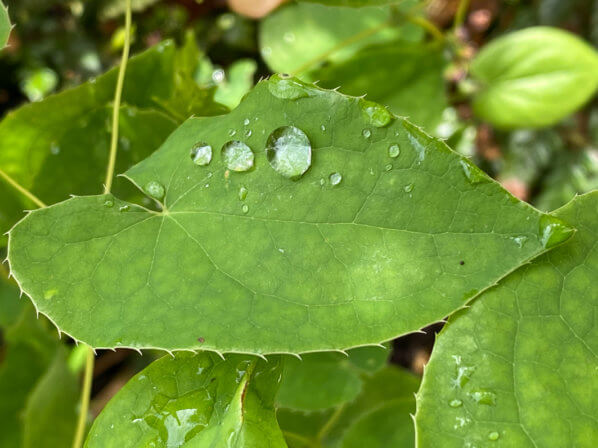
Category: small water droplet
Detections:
[
  {"x1": 238, "y1": 186, "x2": 248, "y2": 201},
  {"x1": 190, "y1": 142, "x2": 212, "y2": 166},
  {"x1": 538, "y1": 214, "x2": 574, "y2": 249},
  {"x1": 329, "y1": 172, "x2": 342, "y2": 186},
  {"x1": 449, "y1": 399, "x2": 462, "y2": 408},
  {"x1": 488, "y1": 432, "x2": 500, "y2": 441},
  {"x1": 228, "y1": 129, "x2": 237, "y2": 137},
  {"x1": 119, "y1": 205, "x2": 130, "y2": 212},
  {"x1": 222, "y1": 141, "x2": 254, "y2": 172},
  {"x1": 512, "y1": 235, "x2": 528, "y2": 248},
  {"x1": 283, "y1": 31, "x2": 295, "y2": 43},
  {"x1": 360, "y1": 99, "x2": 393, "y2": 127},
  {"x1": 362, "y1": 129, "x2": 371, "y2": 139},
  {"x1": 459, "y1": 159, "x2": 488, "y2": 184},
  {"x1": 145, "y1": 181, "x2": 165, "y2": 200},
  {"x1": 452, "y1": 355, "x2": 475, "y2": 388},
  {"x1": 469, "y1": 390, "x2": 496, "y2": 405},
  {"x1": 404, "y1": 183, "x2": 414, "y2": 193},
  {"x1": 266, "y1": 126, "x2": 312, "y2": 179},
  {"x1": 103, "y1": 199, "x2": 114, "y2": 208},
  {"x1": 244, "y1": 129, "x2": 252, "y2": 138},
  {"x1": 243, "y1": 118, "x2": 250, "y2": 126},
  {"x1": 319, "y1": 178, "x2": 326, "y2": 186},
  {"x1": 388, "y1": 144, "x2": 400, "y2": 158},
  {"x1": 268, "y1": 75, "x2": 311, "y2": 100},
  {"x1": 385, "y1": 164, "x2": 392, "y2": 171},
  {"x1": 320, "y1": 124, "x2": 326, "y2": 132},
  {"x1": 242, "y1": 204, "x2": 249, "y2": 214},
  {"x1": 50, "y1": 142, "x2": 60, "y2": 155}
]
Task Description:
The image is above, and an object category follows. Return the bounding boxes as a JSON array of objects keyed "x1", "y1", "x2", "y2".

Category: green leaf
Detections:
[
  {"x1": 300, "y1": 0, "x2": 403, "y2": 6},
  {"x1": 213, "y1": 59, "x2": 258, "y2": 110},
  {"x1": 23, "y1": 348, "x2": 79, "y2": 448},
  {"x1": 314, "y1": 43, "x2": 447, "y2": 130},
  {"x1": 471, "y1": 27, "x2": 598, "y2": 129},
  {"x1": 8, "y1": 76, "x2": 573, "y2": 355},
  {"x1": 85, "y1": 353, "x2": 286, "y2": 447},
  {"x1": 278, "y1": 365, "x2": 420, "y2": 447},
  {"x1": 0, "y1": 270, "x2": 22, "y2": 328},
  {"x1": 415, "y1": 191, "x2": 598, "y2": 447},
  {"x1": 0, "y1": 1, "x2": 10, "y2": 49},
  {"x1": 259, "y1": 3, "x2": 422, "y2": 74}
]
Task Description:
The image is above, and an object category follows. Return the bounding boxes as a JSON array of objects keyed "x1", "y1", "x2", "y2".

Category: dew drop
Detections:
[
  {"x1": 266, "y1": 126, "x2": 312, "y2": 179},
  {"x1": 320, "y1": 124, "x2": 326, "y2": 132},
  {"x1": 404, "y1": 183, "x2": 414, "y2": 193},
  {"x1": 222, "y1": 141, "x2": 254, "y2": 172},
  {"x1": 268, "y1": 75, "x2": 310, "y2": 100},
  {"x1": 329, "y1": 172, "x2": 342, "y2": 186},
  {"x1": 469, "y1": 390, "x2": 496, "y2": 405},
  {"x1": 488, "y1": 432, "x2": 500, "y2": 441},
  {"x1": 103, "y1": 199, "x2": 114, "y2": 208},
  {"x1": 50, "y1": 142, "x2": 60, "y2": 155},
  {"x1": 538, "y1": 214, "x2": 574, "y2": 249},
  {"x1": 119, "y1": 205, "x2": 130, "y2": 212},
  {"x1": 388, "y1": 144, "x2": 400, "y2": 158},
  {"x1": 145, "y1": 181, "x2": 165, "y2": 200},
  {"x1": 283, "y1": 31, "x2": 295, "y2": 43},
  {"x1": 459, "y1": 159, "x2": 488, "y2": 184},
  {"x1": 190, "y1": 142, "x2": 212, "y2": 166},
  {"x1": 449, "y1": 399, "x2": 463, "y2": 408},
  {"x1": 44, "y1": 289, "x2": 58, "y2": 300},
  {"x1": 228, "y1": 129, "x2": 237, "y2": 137},
  {"x1": 385, "y1": 164, "x2": 392, "y2": 171},
  {"x1": 319, "y1": 178, "x2": 326, "y2": 186},
  {"x1": 242, "y1": 204, "x2": 249, "y2": 214},
  {"x1": 243, "y1": 118, "x2": 250, "y2": 126},
  {"x1": 512, "y1": 235, "x2": 528, "y2": 248},
  {"x1": 238, "y1": 186, "x2": 248, "y2": 201},
  {"x1": 360, "y1": 99, "x2": 393, "y2": 127},
  {"x1": 362, "y1": 129, "x2": 371, "y2": 139},
  {"x1": 244, "y1": 129, "x2": 252, "y2": 138}
]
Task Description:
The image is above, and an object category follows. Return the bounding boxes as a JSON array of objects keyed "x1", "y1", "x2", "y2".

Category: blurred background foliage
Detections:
[{"x1": 0, "y1": 0, "x2": 596, "y2": 446}]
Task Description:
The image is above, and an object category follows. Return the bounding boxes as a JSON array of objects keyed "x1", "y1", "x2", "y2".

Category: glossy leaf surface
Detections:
[
  {"x1": 0, "y1": 1, "x2": 9, "y2": 48},
  {"x1": 8, "y1": 76, "x2": 573, "y2": 355},
  {"x1": 415, "y1": 192, "x2": 598, "y2": 447},
  {"x1": 85, "y1": 353, "x2": 285, "y2": 448},
  {"x1": 471, "y1": 27, "x2": 598, "y2": 129}
]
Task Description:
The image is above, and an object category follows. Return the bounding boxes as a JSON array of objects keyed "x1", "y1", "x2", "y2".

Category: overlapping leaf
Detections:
[
  {"x1": 0, "y1": 1, "x2": 9, "y2": 48},
  {"x1": 415, "y1": 192, "x2": 598, "y2": 447},
  {"x1": 85, "y1": 353, "x2": 286, "y2": 447},
  {"x1": 8, "y1": 76, "x2": 574, "y2": 355}
]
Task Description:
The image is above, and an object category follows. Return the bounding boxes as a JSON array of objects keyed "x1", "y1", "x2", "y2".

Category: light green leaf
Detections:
[
  {"x1": 214, "y1": 59, "x2": 258, "y2": 110},
  {"x1": 8, "y1": 76, "x2": 574, "y2": 355},
  {"x1": 300, "y1": 0, "x2": 403, "y2": 6},
  {"x1": 0, "y1": 270, "x2": 22, "y2": 328},
  {"x1": 259, "y1": 3, "x2": 422, "y2": 74},
  {"x1": 471, "y1": 27, "x2": 598, "y2": 129},
  {"x1": 415, "y1": 191, "x2": 598, "y2": 447},
  {"x1": 0, "y1": 1, "x2": 10, "y2": 49},
  {"x1": 23, "y1": 348, "x2": 79, "y2": 448},
  {"x1": 279, "y1": 365, "x2": 420, "y2": 447},
  {"x1": 85, "y1": 353, "x2": 286, "y2": 448},
  {"x1": 314, "y1": 43, "x2": 447, "y2": 130}
]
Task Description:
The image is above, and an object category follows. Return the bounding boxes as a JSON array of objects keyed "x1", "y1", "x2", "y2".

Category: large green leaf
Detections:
[
  {"x1": 314, "y1": 43, "x2": 447, "y2": 130},
  {"x1": 8, "y1": 76, "x2": 574, "y2": 355},
  {"x1": 0, "y1": 1, "x2": 10, "y2": 48},
  {"x1": 85, "y1": 353, "x2": 286, "y2": 447},
  {"x1": 259, "y1": 3, "x2": 422, "y2": 74},
  {"x1": 415, "y1": 191, "x2": 598, "y2": 447},
  {"x1": 300, "y1": 0, "x2": 403, "y2": 6},
  {"x1": 471, "y1": 27, "x2": 598, "y2": 129},
  {"x1": 279, "y1": 365, "x2": 420, "y2": 447}
]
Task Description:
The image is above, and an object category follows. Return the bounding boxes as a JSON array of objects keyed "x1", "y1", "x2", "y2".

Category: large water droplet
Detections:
[
  {"x1": 488, "y1": 432, "x2": 500, "y2": 441},
  {"x1": 459, "y1": 159, "x2": 488, "y2": 184},
  {"x1": 388, "y1": 144, "x2": 400, "y2": 158},
  {"x1": 222, "y1": 141, "x2": 254, "y2": 172},
  {"x1": 449, "y1": 399, "x2": 463, "y2": 408},
  {"x1": 145, "y1": 181, "x2": 165, "y2": 200},
  {"x1": 329, "y1": 172, "x2": 342, "y2": 186},
  {"x1": 266, "y1": 126, "x2": 312, "y2": 179},
  {"x1": 238, "y1": 186, "x2": 248, "y2": 201},
  {"x1": 360, "y1": 99, "x2": 393, "y2": 127},
  {"x1": 538, "y1": 214, "x2": 574, "y2": 249},
  {"x1": 190, "y1": 142, "x2": 212, "y2": 166},
  {"x1": 268, "y1": 75, "x2": 310, "y2": 100},
  {"x1": 469, "y1": 390, "x2": 496, "y2": 405}
]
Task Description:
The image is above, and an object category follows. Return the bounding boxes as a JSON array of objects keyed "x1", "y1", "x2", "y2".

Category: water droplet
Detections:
[
  {"x1": 243, "y1": 118, "x2": 250, "y2": 126},
  {"x1": 212, "y1": 69, "x2": 225, "y2": 83},
  {"x1": 512, "y1": 235, "x2": 528, "y2": 248},
  {"x1": 329, "y1": 172, "x2": 342, "y2": 186},
  {"x1": 459, "y1": 159, "x2": 488, "y2": 184},
  {"x1": 266, "y1": 126, "x2": 312, "y2": 179},
  {"x1": 283, "y1": 31, "x2": 295, "y2": 43},
  {"x1": 103, "y1": 199, "x2": 114, "y2": 208},
  {"x1": 319, "y1": 178, "x2": 326, "y2": 186},
  {"x1": 360, "y1": 99, "x2": 393, "y2": 127},
  {"x1": 222, "y1": 141, "x2": 254, "y2": 172},
  {"x1": 320, "y1": 125, "x2": 326, "y2": 132},
  {"x1": 449, "y1": 399, "x2": 463, "y2": 408},
  {"x1": 362, "y1": 129, "x2": 371, "y2": 139},
  {"x1": 238, "y1": 186, "x2": 248, "y2": 201},
  {"x1": 242, "y1": 204, "x2": 249, "y2": 214},
  {"x1": 190, "y1": 142, "x2": 212, "y2": 166},
  {"x1": 404, "y1": 183, "x2": 414, "y2": 193},
  {"x1": 244, "y1": 129, "x2": 252, "y2": 138},
  {"x1": 268, "y1": 75, "x2": 310, "y2": 100},
  {"x1": 145, "y1": 181, "x2": 165, "y2": 200},
  {"x1": 385, "y1": 164, "x2": 392, "y2": 171},
  {"x1": 50, "y1": 142, "x2": 60, "y2": 155},
  {"x1": 451, "y1": 355, "x2": 475, "y2": 388},
  {"x1": 488, "y1": 432, "x2": 500, "y2": 441},
  {"x1": 119, "y1": 205, "x2": 130, "y2": 212},
  {"x1": 538, "y1": 214, "x2": 574, "y2": 249},
  {"x1": 228, "y1": 129, "x2": 236, "y2": 137},
  {"x1": 469, "y1": 390, "x2": 496, "y2": 405},
  {"x1": 388, "y1": 144, "x2": 400, "y2": 158}
]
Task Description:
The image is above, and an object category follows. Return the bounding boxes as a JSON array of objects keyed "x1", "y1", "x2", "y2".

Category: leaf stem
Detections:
[
  {"x1": 407, "y1": 15, "x2": 444, "y2": 42},
  {"x1": 0, "y1": 168, "x2": 46, "y2": 208},
  {"x1": 454, "y1": 0, "x2": 471, "y2": 30},
  {"x1": 103, "y1": 0, "x2": 132, "y2": 194},
  {"x1": 316, "y1": 402, "x2": 346, "y2": 442},
  {"x1": 72, "y1": 346, "x2": 94, "y2": 448}
]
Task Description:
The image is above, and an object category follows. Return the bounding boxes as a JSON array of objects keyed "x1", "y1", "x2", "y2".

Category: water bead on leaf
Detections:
[
  {"x1": 266, "y1": 126, "x2": 312, "y2": 179},
  {"x1": 222, "y1": 141, "x2": 255, "y2": 172},
  {"x1": 190, "y1": 142, "x2": 213, "y2": 166},
  {"x1": 388, "y1": 144, "x2": 400, "y2": 158},
  {"x1": 144, "y1": 181, "x2": 165, "y2": 200},
  {"x1": 329, "y1": 172, "x2": 342, "y2": 186},
  {"x1": 360, "y1": 99, "x2": 393, "y2": 128}
]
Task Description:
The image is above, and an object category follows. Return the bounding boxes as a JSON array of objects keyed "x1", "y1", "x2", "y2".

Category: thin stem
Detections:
[
  {"x1": 282, "y1": 430, "x2": 319, "y2": 447},
  {"x1": 72, "y1": 346, "x2": 94, "y2": 448},
  {"x1": 291, "y1": 21, "x2": 393, "y2": 76},
  {"x1": 454, "y1": 0, "x2": 471, "y2": 30},
  {"x1": 316, "y1": 403, "x2": 346, "y2": 442},
  {"x1": 0, "y1": 168, "x2": 46, "y2": 208},
  {"x1": 407, "y1": 15, "x2": 444, "y2": 42},
  {"x1": 103, "y1": 0, "x2": 132, "y2": 194}
]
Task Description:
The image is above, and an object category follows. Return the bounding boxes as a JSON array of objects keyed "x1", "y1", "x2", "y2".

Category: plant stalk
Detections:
[
  {"x1": 72, "y1": 346, "x2": 94, "y2": 448},
  {"x1": 103, "y1": 0, "x2": 132, "y2": 194},
  {"x1": 0, "y1": 168, "x2": 46, "y2": 208},
  {"x1": 454, "y1": 0, "x2": 471, "y2": 30}
]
